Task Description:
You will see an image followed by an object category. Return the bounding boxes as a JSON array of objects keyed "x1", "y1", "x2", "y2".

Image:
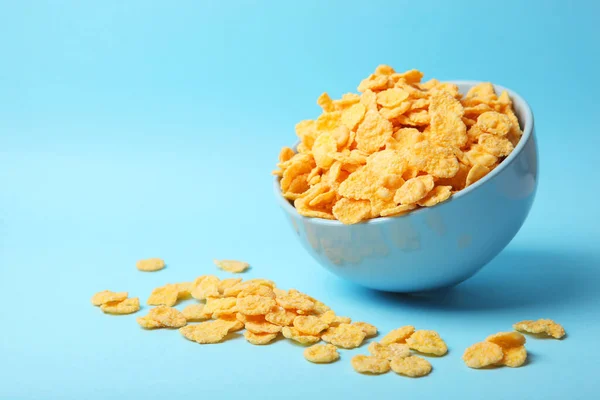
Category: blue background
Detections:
[{"x1": 1, "y1": 1, "x2": 599, "y2": 399}]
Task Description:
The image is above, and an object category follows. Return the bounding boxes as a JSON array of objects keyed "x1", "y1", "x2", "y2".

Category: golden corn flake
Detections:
[
  {"x1": 465, "y1": 163, "x2": 490, "y2": 187},
  {"x1": 293, "y1": 315, "x2": 329, "y2": 336},
  {"x1": 499, "y1": 345, "x2": 527, "y2": 368},
  {"x1": 237, "y1": 284, "x2": 275, "y2": 299},
  {"x1": 351, "y1": 355, "x2": 390, "y2": 375},
  {"x1": 275, "y1": 289, "x2": 315, "y2": 313},
  {"x1": 317, "y1": 92, "x2": 335, "y2": 112},
  {"x1": 394, "y1": 175, "x2": 435, "y2": 205},
  {"x1": 136, "y1": 258, "x2": 165, "y2": 272},
  {"x1": 332, "y1": 198, "x2": 372, "y2": 225},
  {"x1": 147, "y1": 284, "x2": 179, "y2": 306},
  {"x1": 265, "y1": 306, "x2": 296, "y2": 326},
  {"x1": 218, "y1": 278, "x2": 243, "y2": 294},
  {"x1": 316, "y1": 111, "x2": 342, "y2": 133},
  {"x1": 485, "y1": 331, "x2": 526, "y2": 349},
  {"x1": 356, "y1": 110, "x2": 393, "y2": 154},
  {"x1": 236, "y1": 295, "x2": 276, "y2": 315},
  {"x1": 182, "y1": 303, "x2": 211, "y2": 322},
  {"x1": 136, "y1": 316, "x2": 163, "y2": 329},
  {"x1": 376, "y1": 88, "x2": 409, "y2": 108},
  {"x1": 353, "y1": 322, "x2": 377, "y2": 338},
  {"x1": 279, "y1": 146, "x2": 295, "y2": 163},
  {"x1": 303, "y1": 343, "x2": 340, "y2": 363},
  {"x1": 213, "y1": 259, "x2": 250, "y2": 273},
  {"x1": 368, "y1": 342, "x2": 410, "y2": 360},
  {"x1": 319, "y1": 310, "x2": 351, "y2": 326},
  {"x1": 407, "y1": 141, "x2": 459, "y2": 179},
  {"x1": 313, "y1": 132, "x2": 337, "y2": 169},
  {"x1": 204, "y1": 297, "x2": 238, "y2": 317},
  {"x1": 341, "y1": 102, "x2": 366, "y2": 131},
  {"x1": 379, "y1": 204, "x2": 416, "y2": 218},
  {"x1": 357, "y1": 74, "x2": 389, "y2": 93},
  {"x1": 513, "y1": 319, "x2": 566, "y2": 339},
  {"x1": 100, "y1": 297, "x2": 140, "y2": 315},
  {"x1": 91, "y1": 290, "x2": 128, "y2": 306},
  {"x1": 332, "y1": 93, "x2": 361, "y2": 110},
  {"x1": 417, "y1": 185, "x2": 452, "y2": 207},
  {"x1": 321, "y1": 323, "x2": 366, "y2": 349},
  {"x1": 148, "y1": 306, "x2": 187, "y2": 328},
  {"x1": 179, "y1": 320, "x2": 232, "y2": 344},
  {"x1": 428, "y1": 90, "x2": 467, "y2": 148},
  {"x1": 478, "y1": 134, "x2": 514, "y2": 157},
  {"x1": 244, "y1": 330, "x2": 279, "y2": 345},
  {"x1": 282, "y1": 326, "x2": 321, "y2": 345},
  {"x1": 175, "y1": 282, "x2": 192, "y2": 300},
  {"x1": 390, "y1": 355, "x2": 432, "y2": 377},
  {"x1": 465, "y1": 145, "x2": 498, "y2": 167},
  {"x1": 380, "y1": 326, "x2": 415, "y2": 346},
  {"x1": 405, "y1": 330, "x2": 448, "y2": 356},
  {"x1": 476, "y1": 111, "x2": 511, "y2": 136},
  {"x1": 463, "y1": 342, "x2": 503, "y2": 368},
  {"x1": 191, "y1": 275, "x2": 220, "y2": 300}
]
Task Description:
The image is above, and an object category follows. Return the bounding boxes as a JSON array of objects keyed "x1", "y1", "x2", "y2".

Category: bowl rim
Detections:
[{"x1": 274, "y1": 80, "x2": 534, "y2": 226}]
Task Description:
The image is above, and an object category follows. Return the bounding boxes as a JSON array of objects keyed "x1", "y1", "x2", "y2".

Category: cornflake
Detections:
[
  {"x1": 236, "y1": 295, "x2": 276, "y2": 315},
  {"x1": 91, "y1": 290, "x2": 128, "y2": 306},
  {"x1": 390, "y1": 355, "x2": 432, "y2": 377},
  {"x1": 147, "y1": 284, "x2": 179, "y2": 306},
  {"x1": 380, "y1": 326, "x2": 415, "y2": 345},
  {"x1": 353, "y1": 322, "x2": 378, "y2": 338},
  {"x1": 282, "y1": 326, "x2": 321, "y2": 345},
  {"x1": 304, "y1": 343, "x2": 340, "y2": 363},
  {"x1": 351, "y1": 355, "x2": 390, "y2": 374},
  {"x1": 368, "y1": 342, "x2": 410, "y2": 360},
  {"x1": 513, "y1": 319, "x2": 565, "y2": 339},
  {"x1": 100, "y1": 297, "x2": 140, "y2": 315},
  {"x1": 182, "y1": 303, "x2": 211, "y2": 322},
  {"x1": 463, "y1": 342, "x2": 503, "y2": 369},
  {"x1": 275, "y1": 66, "x2": 523, "y2": 223},
  {"x1": 147, "y1": 306, "x2": 187, "y2": 328},
  {"x1": 405, "y1": 330, "x2": 448, "y2": 356},
  {"x1": 321, "y1": 323, "x2": 366, "y2": 349},
  {"x1": 213, "y1": 259, "x2": 250, "y2": 273},
  {"x1": 244, "y1": 331, "x2": 279, "y2": 345},
  {"x1": 136, "y1": 258, "x2": 166, "y2": 272}
]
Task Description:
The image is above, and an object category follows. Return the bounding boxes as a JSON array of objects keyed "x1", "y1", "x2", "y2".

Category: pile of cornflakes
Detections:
[
  {"x1": 92, "y1": 258, "x2": 567, "y2": 376},
  {"x1": 350, "y1": 326, "x2": 447, "y2": 376},
  {"x1": 273, "y1": 65, "x2": 523, "y2": 224},
  {"x1": 463, "y1": 319, "x2": 565, "y2": 369}
]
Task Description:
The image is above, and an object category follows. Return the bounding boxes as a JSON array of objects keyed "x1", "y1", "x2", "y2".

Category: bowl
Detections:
[{"x1": 275, "y1": 81, "x2": 537, "y2": 292}]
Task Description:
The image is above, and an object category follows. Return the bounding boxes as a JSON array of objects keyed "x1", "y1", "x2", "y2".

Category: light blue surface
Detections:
[
  {"x1": 1, "y1": 1, "x2": 599, "y2": 399},
  {"x1": 277, "y1": 81, "x2": 538, "y2": 292}
]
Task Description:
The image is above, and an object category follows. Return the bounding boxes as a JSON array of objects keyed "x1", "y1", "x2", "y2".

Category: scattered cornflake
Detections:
[
  {"x1": 390, "y1": 355, "x2": 432, "y2": 377},
  {"x1": 463, "y1": 342, "x2": 504, "y2": 369},
  {"x1": 380, "y1": 326, "x2": 415, "y2": 346},
  {"x1": 293, "y1": 315, "x2": 329, "y2": 336},
  {"x1": 147, "y1": 306, "x2": 187, "y2": 328},
  {"x1": 351, "y1": 355, "x2": 390, "y2": 374},
  {"x1": 181, "y1": 303, "x2": 211, "y2": 322},
  {"x1": 353, "y1": 322, "x2": 378, "y2": 338},
  {"x1": 136, "y1": 258, "x2": 165, "y2": 272},
  {"x1": 100, "y1": 297, "x2": 140, "y2": 315},
  {"x1": 244, "y1": 331, "x2": 279, "y2": 345},
  {"x1": 275, "y1": 66, "x2": 523, "y2": 223},
  {"x1": 304, "y1": 344, "x2": 340, "y2": 363},
  {"x1": 265, "y1": 306, "x2": 297, "y2": 327},
  {"x1": 485, "y1": 331, "x2": 526, "y2": 348},
  {"x1": 147, "y1": 284, "x2": 179, "y2": 306},
  {"x1": 91, "y1": 290, "x2": 128, "y2": 306},
  {"x1": 213, "y1": 259, "x2": 250, "y2": 273},
  {"x1": 499, "y1": 346, "x2": 528, "y2": 368},
  {"x1": 513, "y1": 319, "x2": 566, "y2": 339},
  {"x1": 282, "y1": 326, "x2": 321, "y2": 345},
  {"x1": 191, "y1": 275, "x2": 220, "y2": 300},
  {"x1": 368, "y1": 342, "x2": 410, "y2": 360},
  {"x1": 236, "y1": 295, "x2": 276, "y2": 316},
  {"x1": 405, "y1": 330, "x2": 448, "y2": 356},
  {"x1": 321, "y1": 323, "x2": 366, "y2": 349},
  {"x1": 136, "y1": 316, "x2": 163, "y2": 329},
  {"x1": 179, "y1": 320, "x2": 233, "y2": 344}
]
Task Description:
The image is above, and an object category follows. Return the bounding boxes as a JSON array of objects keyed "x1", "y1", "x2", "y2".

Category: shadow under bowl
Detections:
[{"x1": 275, "y1": 81, "x2": 538, "y2": 292}]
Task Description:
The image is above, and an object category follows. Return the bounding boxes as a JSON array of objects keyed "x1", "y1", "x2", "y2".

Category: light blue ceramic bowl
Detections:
[{"x1": 275, "y1": 81, "x2": 537, "y2": 292}]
